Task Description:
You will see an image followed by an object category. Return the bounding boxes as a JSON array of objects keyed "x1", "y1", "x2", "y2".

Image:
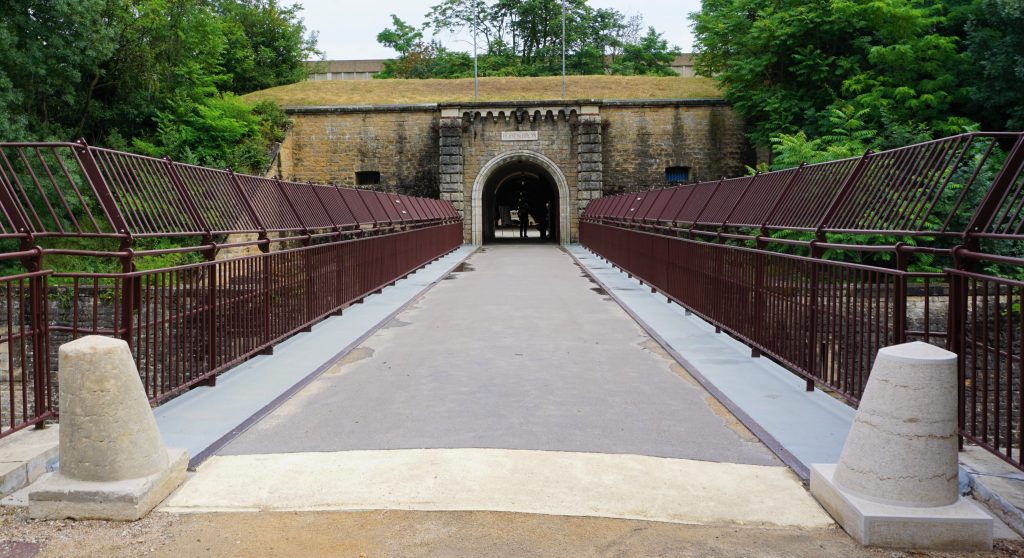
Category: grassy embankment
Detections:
[{"x1": 243, "y1": 75, "x2": 722, "y2": 106}]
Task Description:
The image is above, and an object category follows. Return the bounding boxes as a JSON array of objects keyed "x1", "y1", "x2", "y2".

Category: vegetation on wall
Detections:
[
  {"x1": 0, "y1": 0, "x2": 318, "y2": 173},
  {"x1": 375, "y1": 0, "x2": 681, "y2": 78}
]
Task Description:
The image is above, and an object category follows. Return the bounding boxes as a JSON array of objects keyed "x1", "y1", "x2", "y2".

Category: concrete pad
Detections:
[
  {"x1": 162, "y1": 448, "x2": 833, "y2": 529},
  {"x1": 0, "y1": 426, "x2": 58, "y2": 498},
  {"x1": 28, "y1": 448, "x2": 187, "y2": 521},
  {"x1": 811, "y1": 464, "x2": 993, "y2": 550}
]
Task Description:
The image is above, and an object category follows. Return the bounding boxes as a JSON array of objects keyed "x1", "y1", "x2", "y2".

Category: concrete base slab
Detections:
[
  {"x1": 163, "y1": 448, "x2": 833, "y2": 529},
  {"x1": 0, "y1": 426, "x2": 58, "y2": 498},
  {"x1": 28, "y1": 448, "x2": 187, "y2": 521},
  {"x1": 810, "y1": 464, "x2": 993, "y2": 550}
]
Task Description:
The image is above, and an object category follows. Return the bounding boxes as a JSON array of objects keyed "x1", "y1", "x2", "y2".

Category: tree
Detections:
[
  {"x1": 691, "y1": 0, "x2": 976, "y2": 153},
  {"x1": 380, "y1": 0, "x2": 669, "y2": 78},
  {"x1": 961, "y1": 0, "x2": 1024, "y2": 131},
  {"x1": 610, "y1": 27, "x2": 680, "y2": 76},
  {"x1": 0, "y1": 0, "x2": 315, "y2": 173},
  {"x1": 217, "y1": 0, "x2": 321, "y2": 95}
]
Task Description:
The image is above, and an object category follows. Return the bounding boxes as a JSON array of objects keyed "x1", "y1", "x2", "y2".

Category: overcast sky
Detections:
[{"x1": 297, "y1": 1, "x2": 703, "y2": 60}]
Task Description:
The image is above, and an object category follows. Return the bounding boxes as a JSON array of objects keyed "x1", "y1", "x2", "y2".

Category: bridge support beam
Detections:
[
  {"x1": 810, "y1": 341, "x2": 992, "y2": 550},
  {"x1": 29, "y1": 336, "x2": 187, "y2": 520}
]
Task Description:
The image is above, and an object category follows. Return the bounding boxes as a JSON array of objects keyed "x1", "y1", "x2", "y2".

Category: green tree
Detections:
[
  {"x1": 690, "y1": 0, "x2": 973, "y2": 149},
  {"x1": 216, "y1": 0, "x2": 321, "y2": 94},
  {"x1": 0, "y1": 0, "x2": 314, "y2": 173},
  {"x1": 610, "y1": 27, "x2": 680, "y2": 76},
  {"x1": 0, "y1": 0, "x2": 121, "y2": 140},
  {"x1": 380, "y1": 0, "x2": 669, "y2": 78},
  {"x1": 960, "y1": 0, "x2": 1024, "y2": 131}
]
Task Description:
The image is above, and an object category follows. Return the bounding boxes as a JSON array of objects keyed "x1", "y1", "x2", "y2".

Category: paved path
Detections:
[
  {"x1": 219, "y1": 244, "x2": 777, "y2": 464},
  {"x1": 167, "y1": 244, "x2": 836, "y2": 528}
]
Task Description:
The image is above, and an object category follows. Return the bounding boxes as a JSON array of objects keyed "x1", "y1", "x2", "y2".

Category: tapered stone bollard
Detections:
[
  {"x1": 810, "y1": 341, "x2": 992, "y2": 550},
  {"x1": 28, "y1": 336, "x2": 187, "y2": 520}
]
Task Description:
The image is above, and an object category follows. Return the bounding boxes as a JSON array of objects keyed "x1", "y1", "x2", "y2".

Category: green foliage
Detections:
[
  {"x1": 217, "y1": 0, "x2": 320, "y2": 94},
  {"x1": 690, "y1": 0, "x2": 996, "y2": 157},
  {"x1": 960, "y1": 0, "x2": 1024, "y2": 131},
  {"x1": 0, "y1": 0, "x2": 315, "y2": 173},
  {"x1": 610, "y1": 28, "x2": 681, "y2": 76},
  {"x1": 378, "y1": 0, "x2": 678, "y2": 78}
]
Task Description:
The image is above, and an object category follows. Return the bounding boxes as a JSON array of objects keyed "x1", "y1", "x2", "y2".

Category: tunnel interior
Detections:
[{"x1": 481, "y1": 161, "x2": 559, "y2": 243}]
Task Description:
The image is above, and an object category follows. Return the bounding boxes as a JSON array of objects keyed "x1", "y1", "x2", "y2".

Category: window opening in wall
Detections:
[
  {"x1": 356, "y1": 171, "x2": 381, "y2": 186},
  {"x1": 665, "y1": 166, "x2": 690, "y2": 184}
]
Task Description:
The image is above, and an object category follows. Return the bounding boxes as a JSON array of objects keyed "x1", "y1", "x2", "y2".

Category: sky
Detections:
[{"x1": 296, "y1": 1, "x2": 703, "y2": 60}]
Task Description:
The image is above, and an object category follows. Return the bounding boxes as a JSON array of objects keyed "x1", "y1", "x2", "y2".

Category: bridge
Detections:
[{"x1": 0, "y1": 133, "x2": 1023, "y2": 553}]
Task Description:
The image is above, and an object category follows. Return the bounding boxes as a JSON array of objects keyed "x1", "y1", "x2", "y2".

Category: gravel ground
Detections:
[{"x1": 2, "y1": 507, "x2": 1024, "y2": 558}]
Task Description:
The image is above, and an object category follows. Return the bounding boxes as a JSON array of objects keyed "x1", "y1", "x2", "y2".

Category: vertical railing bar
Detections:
[
  {"x1": 15, "y1": 149, "x2": 64, "y2": 233},
  {"x1": 0, "y1": 149, "x2": 44, "y2": 232},
  {"x1": 942, "y1": 139, "x2": 997, "y2": 232},
  {"x1": 900, "y1": 138, "x2": 963, "y2": 231},
  {"x1": 33, "y1": 148, "x2": 81, "y2": 231},
  {"x1": 51, "y1": 147, "x2": 102, "y2": 232},
  {"x1": 163, "y1": 158, "x2": 211, "y2": 235}
]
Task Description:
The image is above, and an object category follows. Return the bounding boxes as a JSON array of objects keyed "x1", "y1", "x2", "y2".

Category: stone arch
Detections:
[{"x1": 471, "y1": 150, "x2": 570, "y2": 245}]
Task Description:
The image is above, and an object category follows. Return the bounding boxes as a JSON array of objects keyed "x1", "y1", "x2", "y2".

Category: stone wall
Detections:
[
  {"x1": 279, "y1": 99, "x2": 752, "y2": 242},
  {"x1": 279, "y1": 106, "x2": 439, "y2": 198},
  {"x1": 602, "y1": 101, "x2": 751, "y2": 191}
]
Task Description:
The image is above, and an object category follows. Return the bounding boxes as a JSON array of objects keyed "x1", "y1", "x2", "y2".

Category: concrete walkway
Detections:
[
  {"x1": 165, "y1": 244, "x2": 832, "y2": 528},
  {"x1": 218, "y1": 244, "x2": 777, "y2": 463}
]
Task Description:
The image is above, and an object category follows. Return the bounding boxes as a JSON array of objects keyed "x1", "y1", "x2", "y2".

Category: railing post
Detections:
[
  {"x1": 119, "y1": 243, "x2": 136, "y2": 353},
  {"x1": 806, "y1": 239, "x2": 824, "y2": 392},
  {"x1": 894, "y1": 243, "x2": 909, "y2": 345},
  {"x1": 207, "y1": 258, "x2": 218, "y2": 382},
  {"x1": 949, "y1": 246, "x2": 970, "y2": 451},
  {"x1": 24, "y1": 245, "x2": 50, "y2": 426}
]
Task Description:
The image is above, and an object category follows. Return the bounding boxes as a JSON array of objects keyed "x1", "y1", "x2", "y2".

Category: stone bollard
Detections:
[
  {"x1": 28, "y1": 336, "x2": 187, "y2": 520},
  {"x1": 810, "y1": 341, "x2": 992, "y2": 550}
]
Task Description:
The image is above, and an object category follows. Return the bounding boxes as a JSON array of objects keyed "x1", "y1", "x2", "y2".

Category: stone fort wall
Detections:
[{"x1": 275, "y1": 100, "x2": 751, "y2": 242}]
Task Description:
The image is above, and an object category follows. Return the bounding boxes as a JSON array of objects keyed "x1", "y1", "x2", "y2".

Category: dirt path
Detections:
[{"x1": 2, "y1": 507, "x2": 1023, "y2": 558}]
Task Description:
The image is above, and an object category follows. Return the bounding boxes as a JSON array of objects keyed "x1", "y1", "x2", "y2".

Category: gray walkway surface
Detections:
[
  {"x1": 153, "y1": 245, "x2": 476, "y2": 465},
  {"x1": 220, "y1": 244, "x2": 779, "y2": 466},
  {"x1": 565, "y1": 244, "x2": 856, "y2": 477}
]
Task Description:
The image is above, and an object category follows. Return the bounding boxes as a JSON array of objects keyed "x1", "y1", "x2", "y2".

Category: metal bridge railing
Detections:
[
  {"x1": 581, "y1": 131, "x2": 1024, "y2": 471},
  {"x1": 0, "y1": 142, "x2": 463, "y2": 439}
]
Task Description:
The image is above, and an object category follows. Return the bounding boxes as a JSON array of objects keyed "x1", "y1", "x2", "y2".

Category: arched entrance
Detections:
[{"x1": 471, "y1": 151, "x2": 570, "y2": 245}]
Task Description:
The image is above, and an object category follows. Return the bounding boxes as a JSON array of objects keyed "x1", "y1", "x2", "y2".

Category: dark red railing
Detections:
[
  {"x1": 582, "y1": 131, "x2": 1024, "y2": 470},
  {"x1": 0, "y1": 141, "x2": 463, "y2": 438}
]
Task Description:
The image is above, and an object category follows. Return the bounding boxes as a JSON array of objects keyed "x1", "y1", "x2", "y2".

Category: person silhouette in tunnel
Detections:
[
  {"x1": 518, "y1": 200, "x2": 530, "y2": 238},
  {"x1": 538, "y1": 201, "x2": 550, "y2": 240}
]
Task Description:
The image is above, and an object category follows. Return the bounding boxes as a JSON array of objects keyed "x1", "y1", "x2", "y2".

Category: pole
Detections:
[
  {"x1": 473, "y1": 2, "x2": 479, "y2": 99},
  {"x1": 561, "y1": 0, "x2": 566, "y2": 99}
]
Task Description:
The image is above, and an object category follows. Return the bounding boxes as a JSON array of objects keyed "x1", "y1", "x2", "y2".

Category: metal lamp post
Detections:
[{"x1": 561, "y1": 0, "x2": 566, "y2": 99}]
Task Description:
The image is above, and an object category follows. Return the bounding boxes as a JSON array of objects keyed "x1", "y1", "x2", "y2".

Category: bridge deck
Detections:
[
  {"x1": 163, "y1": 245, "x2": 836, "y2": 528},
  {"x1": 218, "y1": 244, "x2": 778, "y2": 463}
]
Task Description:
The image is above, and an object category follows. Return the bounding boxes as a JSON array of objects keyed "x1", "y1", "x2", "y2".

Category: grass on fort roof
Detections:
[{"x1": 243, "y1": 75, "x2": 722, "y2": 107}]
